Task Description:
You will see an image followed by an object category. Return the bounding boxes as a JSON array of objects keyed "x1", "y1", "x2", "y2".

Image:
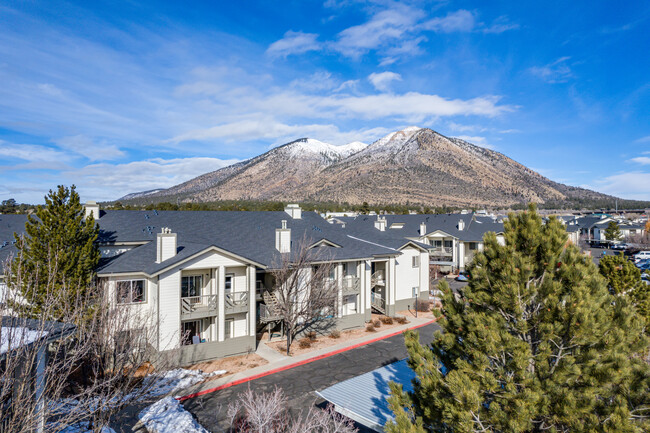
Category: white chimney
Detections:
[
  {"x1": 458, "y1": 219, "x2": 465, "y2": 231},
  {"x1": 84, "y1": 201, "x2": 100, "y2": 220},
  {"x1": 419, "y1": 222, "x2": 427, "y2": 236},
  {"x1": 276, "y1": 220, "x2": 291, "y2": 253},
  {"x1": 374, "y1": 216, "x2": 386, "y2": 232},
  {"x1": 284, "y1": 204, "x2": 302, "y2": 219},
  {"x1": 156, "y1": 227, "x2": 177, "y2": 263}
]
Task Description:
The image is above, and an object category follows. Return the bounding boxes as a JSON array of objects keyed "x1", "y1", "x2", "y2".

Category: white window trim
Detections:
[
  {"x1": 412, "y1": 256, "x2": 420, "y2": 268},
  {"x1": 116, "y1": 279, "x2": 146, "y2": 305}
]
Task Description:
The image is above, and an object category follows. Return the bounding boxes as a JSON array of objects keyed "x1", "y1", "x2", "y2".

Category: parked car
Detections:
[
  {"x1": 636, "y1": 259, "x2": 650, "y2": 268},
  {"x1": 611, "y1": 243, "x2": 628, "y2": 251},
  {"x1": 456, "y1": 271, "x2": 469, "y2": 282},
  {"x1": 634, "y1": 251, "x2": 650, "y2": 263}
]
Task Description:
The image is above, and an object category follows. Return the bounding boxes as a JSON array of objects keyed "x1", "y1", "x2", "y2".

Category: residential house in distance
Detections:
[{"x1": 341, "y1": 213, "x2": 506, "y2": 273}]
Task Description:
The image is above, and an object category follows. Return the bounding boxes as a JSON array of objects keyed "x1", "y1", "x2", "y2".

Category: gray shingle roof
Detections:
[{"x1": 96, "y1": 210, "x2": 401, "y2": 275}]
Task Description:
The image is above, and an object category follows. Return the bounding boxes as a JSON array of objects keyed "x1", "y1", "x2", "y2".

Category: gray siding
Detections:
[{"x1": 166, "y1": 335, "x2": 257, "y2": 367}]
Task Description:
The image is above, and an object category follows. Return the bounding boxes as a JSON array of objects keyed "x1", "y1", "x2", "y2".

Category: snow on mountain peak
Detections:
[
  {"x1": 283, "y1": 138, "x2": 368, "y2": 159},
  {"x1": 370, "y1": 126, "x2": 423, "y2": 151}
]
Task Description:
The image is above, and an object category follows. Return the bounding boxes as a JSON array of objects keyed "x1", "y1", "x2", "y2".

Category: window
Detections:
[
  {"x1": 433, "y1": 240, "x2": 442, "y2": 248},
  {"x1": 181, "y1": 275, "x2": 202, "y2": 298},
  {"x1": 225, "y1": 274, "x2": 234, "y2": 293},
  {"x1": 117, "y1": 279, "x2": 145, "y2": 304},
  {"x1": 412, "y1": 256, "x2": 420, "y2": 268},
  {"x1": 182, "y1": 320, "x2": 202, "y2": 345},
  {"x1": 224, "y1": 319, "x2": 234, "y2": 339},
  {"x1": 343, "y1": 263, "x2": 356, "y2": 277},
  {"x1": 444, "y1": 240, "x2": 453, "y2": 248},
  {"x1": 412, "y1": 287, "x2": 419, "y2": 297},
  {"x1": 468, "y1": 242, "x2": 478, "y2": 251}
]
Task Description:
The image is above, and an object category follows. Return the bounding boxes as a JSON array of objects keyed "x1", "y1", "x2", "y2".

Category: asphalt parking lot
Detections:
[{"x1": 183, "y1": 322, "x2": 441, "y2": 433}]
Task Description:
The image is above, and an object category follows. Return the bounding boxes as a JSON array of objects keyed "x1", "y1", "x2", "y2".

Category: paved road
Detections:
[{"x1": 183, "y1": 322, "x2": 441, "y2": 432}]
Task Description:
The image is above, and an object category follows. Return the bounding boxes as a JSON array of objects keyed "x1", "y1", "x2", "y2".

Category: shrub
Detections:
[
  {"x1": 365, "y1": 324, "x2": 376, "y2": 332},
  {"x1": 395, "y1": 316, "x2": 408, "y2": 325},
  {"x1": 373, "y1": 319, "x2": 382, "y2": 328},
  {"x1": 329, "y1": 330, "x2": 341, "y2": 339},
  {"x1": 416, "y1": 301, "x2": 431, "y2": 312},
  {"x1": 298, "y1": 338, "x2": 312, "y2": 349},
  {"x1": 306, "y1": 331, "x2": 318, "y2": 341},
  {"x1": 380, "y1": 316, "x2": 393, "y2": 325}
]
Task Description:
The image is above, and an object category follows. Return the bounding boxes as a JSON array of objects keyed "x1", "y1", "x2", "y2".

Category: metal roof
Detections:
[{"x1": 316, "y1": 358, "x2": 415, "y2": 432}]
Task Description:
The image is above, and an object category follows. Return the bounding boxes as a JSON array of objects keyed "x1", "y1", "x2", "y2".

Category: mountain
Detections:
[{"x1": 119, "y1": 128, "x2": 617, "y2": 208}]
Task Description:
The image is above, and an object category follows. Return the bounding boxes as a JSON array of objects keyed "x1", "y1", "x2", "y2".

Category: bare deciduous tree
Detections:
[
  {"x1": 227, "y1": 386, "x2": 357, "y2": 433},
  {"x1": 1, "y1": 258, "x2": 174, "y2": 433},
  {"x1": 269, "y1": 238, "x2": 339, "y2": 355}
]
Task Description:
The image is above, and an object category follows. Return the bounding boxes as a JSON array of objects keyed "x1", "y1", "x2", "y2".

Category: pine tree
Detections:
[
  {"x1": 599, "y1": 253, "x2": 644, "y2": 295},
  {"x1": 387, "y1": 204, "x2": 650, "y2": 433},
  {"x1": 10, "y1": 185, "x2": 100, "y2": 321},
  {"x1": 604, "y1": 220, "x2": 623, "y2": 241}
]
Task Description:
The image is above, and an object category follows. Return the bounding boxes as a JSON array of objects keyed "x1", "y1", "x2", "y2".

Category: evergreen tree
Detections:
[
  {"x1": 10, "y1": 185, "x2": 100, "y2": 321},
  {"x1": 599, "y1": 253, "x2": 644, "y2": 295},
  {"x1": 604, "y1": 220, "x2": 623, "y2": 241},
  {"x1": 387, "y1": 204, "x2": 650, "y2": 433}
]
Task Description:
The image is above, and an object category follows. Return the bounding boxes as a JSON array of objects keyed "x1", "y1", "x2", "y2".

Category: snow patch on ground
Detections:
[
  {"x1": 144, "y1": 368, "x2": 227, "y2": 397},
  {"x1": 139, "y1": 396, "x2": 208, "y2": 433}
]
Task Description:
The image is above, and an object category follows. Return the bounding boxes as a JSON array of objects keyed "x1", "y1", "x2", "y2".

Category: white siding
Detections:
[
  {"x1": 233, "y1": 313, "x2": 248, "y2": 337},
  {"x1": 157, "y1": 270, "x2": 181, "y2": 351},
  {"x1": 394, "y1": 247, "x2": 422, "y2": 301}
]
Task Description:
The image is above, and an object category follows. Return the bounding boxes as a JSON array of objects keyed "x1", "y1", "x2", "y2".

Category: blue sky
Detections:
[{"x1": 1, "y1": 0, "x2": 649, "y2": 203}]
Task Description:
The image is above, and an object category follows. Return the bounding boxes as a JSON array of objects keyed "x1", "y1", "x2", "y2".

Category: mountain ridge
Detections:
[{"x1": 119, "y1": 128, "x2": 618, "y2": 208}]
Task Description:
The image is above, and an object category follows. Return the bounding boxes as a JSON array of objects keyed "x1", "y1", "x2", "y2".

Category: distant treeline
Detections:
[
  {"x1": 105, "y1": 199, "x2": 462, "y2": 215},
  {"x1": 0, "y1": 199, "x2": 33, "y2": 214}
]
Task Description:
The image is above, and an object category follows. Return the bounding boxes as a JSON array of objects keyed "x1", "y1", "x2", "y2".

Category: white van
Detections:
[{"x1": 634, "y1": 251, "x2": 650, "y2": 262}]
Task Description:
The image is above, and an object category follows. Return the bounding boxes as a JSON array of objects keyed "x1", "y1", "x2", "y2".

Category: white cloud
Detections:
[
  {"x1": 332, "y1": 5, "x2": 423, "y2": 57},
  {"x1": 630, "y1": 156, "x2": 650, "y2": 165},
  {"x1": 0, "y1": 141, "x2": 73, "y2": 169},
  {"x1": 266, "y1": 31, "x2": 321, "y2": 58},
  {"x1": 529, "y1": 57, "x2": 573, "y2": 83},
  {"x1": 68, "y1": 157, "x2": 241, "y2": 201},
  {"x1": 593, "y1": 172, "x2": 650, "y2": 200},
  {"x1": 635, "y1": 135, "x2": 650, "y2": 143},
  {"x1": 423, "y1": 10, "x2": 476, "y2": 33},
  {"x1": 448, "y1": 122, "x2": 487, "y2": 133},
  {"x1": 481, "y1": 16, "x2": 520, "y2": 34},
  {"x1": 368, "y1": 71, "x2": 402, "y2": 92},
  {"x1": 55, "y1": 135, "x2": 124, "y2": 161}
]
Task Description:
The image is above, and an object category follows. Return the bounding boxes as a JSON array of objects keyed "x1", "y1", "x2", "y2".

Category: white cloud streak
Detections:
[
  {"x1": 368, "y1": 71, "x2": 402, "y2": 91},
  {"x1": 266, "y1": 31, "x2": 321, "y2": 58}
]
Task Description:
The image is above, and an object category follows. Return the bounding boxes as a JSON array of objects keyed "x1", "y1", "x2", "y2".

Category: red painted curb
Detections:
[{"x1": 178, "y1": 319, "x2": 434, "y2": 401}]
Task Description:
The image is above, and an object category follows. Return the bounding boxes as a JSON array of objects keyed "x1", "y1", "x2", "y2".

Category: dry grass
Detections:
[
  {"x1": 268, "y1": 313, "x2": 409, "y2": 356},
  {"x1": 187, "y1": 352, "x2": 268, "y2": 381}
]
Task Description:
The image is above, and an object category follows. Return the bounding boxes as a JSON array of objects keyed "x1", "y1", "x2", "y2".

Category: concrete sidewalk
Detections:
[{"x1": 179, "y1": 315, "x2": 435, "y2": 400}]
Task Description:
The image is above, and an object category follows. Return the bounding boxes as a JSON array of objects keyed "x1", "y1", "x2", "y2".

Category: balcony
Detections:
[
  {"x1": 225, "y1": 291, "x2": 249, "y2": 314},
  {"x1": 181, "y1": 295, "x2": 217, "y2": 320},
  {"x1": 341, "y1": 276, "x2": 360, "y2": 294},
  {"x1": 429, "y1": 246, "x2": 453, "y2": 257}
]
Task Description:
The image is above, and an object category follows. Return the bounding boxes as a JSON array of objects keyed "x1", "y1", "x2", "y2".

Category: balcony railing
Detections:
[
  {"x1": 371, "y1": 270, "x2": 385, "y2": 287},
  {"x1": 429, "y1": 246, "x2": 453, "y2": 256},
  {"x1": 181, "y1": 294, "x2": 217, "y2": 318},
  {"x1": 225, "y1": 291, "x2": 249, "y2": 313},
  {"x1": 341, "y1": 276, "x2": 360, "y2": 294}
]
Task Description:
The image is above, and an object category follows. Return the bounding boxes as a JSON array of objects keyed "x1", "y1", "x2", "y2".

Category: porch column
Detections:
[
  {"x1": 452, "y1": 237, "x2": 457, "y2": 269},
  {"x1": 336, "y1": 263, "x2": 343, "y2": 318},
  {"x1": 248, "y1": 265, "x2": 256, "y2": 336},
  {"x1": 217, "y1": 265, "x2": 225, "y2": 341}
]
